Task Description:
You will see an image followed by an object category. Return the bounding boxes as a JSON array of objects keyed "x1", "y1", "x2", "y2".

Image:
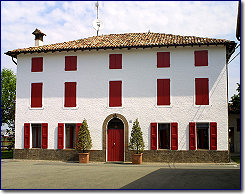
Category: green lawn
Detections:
[
  {"x1": 231, "y1": 156, "x2": 240, "y2": 164},
  {"x1": 1, "y1": 150, "x2": 13, "y2": 159}
]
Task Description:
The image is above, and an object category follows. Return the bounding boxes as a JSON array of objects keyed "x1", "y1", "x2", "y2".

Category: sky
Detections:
[{"x1": 1, "y1": 1, "x2": 240, "y2": 100}]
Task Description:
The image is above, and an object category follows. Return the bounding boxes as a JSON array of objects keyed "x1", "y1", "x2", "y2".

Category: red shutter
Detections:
[
  {"x1": 76, "y1": 123, "x2": 82, "y2": 142},
  {"x1": 189, "y1": 122, "x2": 196, "y2": 150},
  {"x1": 65, "y1": 82, "x2": 76, "y2": 107},
  {"x1": 32, "y1": 57, "x2": 43, "y2": 72},
  {"x1": 71, "y1": 56, "x2": 77, "y2": 70},
  {"x1": 70, "y1": 82, "x2": 76, "y2": 107},
  {"x1": 109, "y1": 81, "x2": 122, "y2": 107},
  {"x1": 42, "y1": 123, "x2": 48, "y2": 149},
  {"x1": 157, "y1": 79, "x2": 170, "y2": 105},
  {"x1": 195, "y1": 50, "x2": 208, "y2": 66},
  {"x1": 65, "y1": 56, "x2": 71, "y2": 71},
  {"x1": 210, "y1": 122, "x2": 217, "y2": 150},
  {"x1": 157, "y1": 52, "x2": 170, "y2": 68},
  {"x1": 65, "y1": 56, "x2": 77, "y2": 71},
  {"x1": 171, "y1": 122, "x2": 178, "y2": 150},
  {"x1": 151, "y1": 123, "x2": 157, "y2": 150},
  {"x1": 24, "y1": 123, "x2": 30, "y2": 149},
  {"x1": 58, "y1": 123, "x2": 64, "y2": 149},
  {"x1": 195, "y1": 78, "x2": 209, "y2": 105},
  {"x1": 65, "y1": 82, "x2": 69, "y2": 107},
  {"x1": 109, "y1": 54, "x2": 122, "y2": 69},
  {"x1": 31, "y1": 83, "x2": 43, "y2": 108}
]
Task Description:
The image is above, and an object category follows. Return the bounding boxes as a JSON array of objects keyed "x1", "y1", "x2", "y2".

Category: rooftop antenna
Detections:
[
  {"x1": 95, "y1": 1, "x2": 99, "y2": 19},
  {"x1": 93, "y1": 1, "x2": 104, "y2": 36}
]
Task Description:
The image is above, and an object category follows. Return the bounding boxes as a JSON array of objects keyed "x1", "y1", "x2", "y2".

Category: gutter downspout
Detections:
[{"x1": 12, "y1": 56, "x2": 17, "y2": 65}]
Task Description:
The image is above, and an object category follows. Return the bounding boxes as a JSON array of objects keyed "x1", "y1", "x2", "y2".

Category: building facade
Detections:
[{"x1": 6, "y1": 31, "x2": 236, "y2": 162}]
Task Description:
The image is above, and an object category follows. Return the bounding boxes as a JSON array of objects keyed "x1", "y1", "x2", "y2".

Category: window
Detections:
[
  {"x1": 195, "y1": 78, "x2": 209, "y2": 105},
  {"x1": 157, "y1": 79, "x2": 170, "y2": 106},
  {"x1": 151, "y1": 122, "x2": 178, "y2": 150},
  {"x1": 57, "y1": 123, "x2": 82, "y2": 149},
  {"x1": 65, "y1": 56, "x2": 77, "y2": 71},
  {"x1": 65, "y1": 124, "x2": 76, "y2": 149},
  {"x1": 189, "y1": 122, "x2": 217, "y2": 150},
  {"x1": 194, "y1": 50, "x2": 208, "y2": 66},
  {"x1": 31, "y1": 83, "x2": 43, "y2": 108},
  {"x1": 109, "y1": 81, "x2": 122, "y2": 107},
  {"x1": 32, "y1": 124, "x2": 41, "y2": 148},
  {"x1": 109, "y1": 54, "x2": 122, "y2": 69},
  {"x1": 237, "y1": 119, "x2": 240, "y2": 132},
  {"x1": 32, "y1": 57, "x2": 43, "y2": 72},
  {"x1": 196, "y1": 123, "x2": 209, "y2": 149},
  {"x1": 157, "y1": 52, "x2": 170, "y2": 68},
  {"x1": 108, "y1": 118, "x2": 124, "y2": 129},
  {"x1": 23, "y1": 123, "x2": 48, "y2": 149},
  {"x1": 158, "y1": 123, "x2": 170, "y2": 149},
  {"x1": 64, "y1": 82, "x2": 76, "y2": 107}
]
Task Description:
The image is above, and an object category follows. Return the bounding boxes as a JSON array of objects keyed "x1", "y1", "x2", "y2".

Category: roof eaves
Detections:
[{"x1": 5, "y1": 42, "x2": 231, "y2": 58}]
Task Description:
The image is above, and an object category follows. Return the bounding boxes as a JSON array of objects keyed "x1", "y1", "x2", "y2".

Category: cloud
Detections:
[
  {"x1": 1, "y1": 1, "x2": 240, "y2": 99},
  {"x1": 98, "y1": 1, "x2": 238, "y2": 37}
]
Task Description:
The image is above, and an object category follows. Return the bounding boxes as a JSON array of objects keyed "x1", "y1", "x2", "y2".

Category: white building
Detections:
[{"x1": 6, "y1": 29, "x2": 236, "y2": 162}]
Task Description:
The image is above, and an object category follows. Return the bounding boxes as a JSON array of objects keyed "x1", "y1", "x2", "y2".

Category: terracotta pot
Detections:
[
  {"x1": 78, "y1": 153, "x2": 89, "y2": 163},
  {"x1": 132, "y1": 153, "x2": 143, "y2": 164}
]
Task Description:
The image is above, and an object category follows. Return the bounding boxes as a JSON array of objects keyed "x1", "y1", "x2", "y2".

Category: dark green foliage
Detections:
[
  {"x1": 129, "y1": 119, "x2": 145, "y2": 154},
  {"x1": 75, "y1": 119, "x2": 92, "y2": 153},
  {"x1": 231, "y1": 156, "x2": 240, "y2": 164},
  {"x1": 7, "y1": 135, "x2": 15, "y2": 150},
  {"x1": 1, "y1": 68, "x2": 16, "y2": 133},
  {"x1": 1, "y1": 150, "x2": 13, "y2": 159},
  {"x1": 230, "y1": 83, "x2": 240, "y2": 113}
]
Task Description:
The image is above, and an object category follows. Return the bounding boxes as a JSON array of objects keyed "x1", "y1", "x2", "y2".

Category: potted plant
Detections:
[
  {"x1": 75, "y1": 119, "x2": 92, "y2": 163},
  {"x1": 129, "y1": 119, "x2": 145, "y2": 164}
]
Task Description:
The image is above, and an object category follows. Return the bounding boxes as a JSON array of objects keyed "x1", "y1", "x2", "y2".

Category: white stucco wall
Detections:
[{"x1": 15, "y1": 45, "x2": 228, "y2": 151}]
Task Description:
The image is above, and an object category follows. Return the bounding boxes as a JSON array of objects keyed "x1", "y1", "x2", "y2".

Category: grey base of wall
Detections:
[
  {"x1": 14, "y1": 149, "x2": 105, "y2": 162},
  {"x1": 14, "y1": 149, "x2": 230, "y2": 163}
]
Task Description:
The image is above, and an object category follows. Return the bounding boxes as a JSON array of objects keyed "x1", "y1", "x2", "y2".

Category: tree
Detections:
[
  {"x1": 75, "y1": 119, "x2": 92, "y2": 153},
  {"x1": 129, "y1": 118, "x2": 145, "y2": 154},
  {"x1": 1, "y1": 68, "x2": 16, "y2": 133},
  {"x1": 230, "y1": 83, "x2": 240, "y2": 113}
]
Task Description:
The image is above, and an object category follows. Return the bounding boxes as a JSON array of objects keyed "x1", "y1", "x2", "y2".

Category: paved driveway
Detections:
[{"x1": 1, "y1": 159, "x2": 240, "y2": 190}]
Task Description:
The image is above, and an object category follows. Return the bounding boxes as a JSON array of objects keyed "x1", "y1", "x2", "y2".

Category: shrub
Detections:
[
  {"x1": 75, "y1": 119, "x2": 92, "y2": 153},
  {"x1": 129, "y1": 118, "x2": 145, "y2": 154}
]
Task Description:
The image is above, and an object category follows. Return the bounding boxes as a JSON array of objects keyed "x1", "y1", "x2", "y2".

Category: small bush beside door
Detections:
[
  {"x1": 129, "y1": 119, "x2": 145, "y2": 164},
  {"x1": 75, "y1": 119, "x2": 92, "y2": 163}
]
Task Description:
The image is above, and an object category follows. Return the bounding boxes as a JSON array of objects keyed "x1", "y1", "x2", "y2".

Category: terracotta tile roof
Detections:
[{"x1": 5, "y1": 32, "x2": 236, "y2": 58}]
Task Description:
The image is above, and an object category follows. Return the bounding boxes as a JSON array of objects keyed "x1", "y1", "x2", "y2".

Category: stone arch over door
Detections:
[{"x1": 102, "y1": 113, "x2": 129, "y2": 161}]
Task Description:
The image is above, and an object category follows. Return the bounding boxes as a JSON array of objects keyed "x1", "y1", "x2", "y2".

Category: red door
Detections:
[{"x1": 107, "y1": 129, "x2": 124, "y2": 161}]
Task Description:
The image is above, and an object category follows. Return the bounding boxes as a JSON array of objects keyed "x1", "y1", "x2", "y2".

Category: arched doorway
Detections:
[
  {"x1": 107, "y1": 118, "x2": 124, "y2": 161},
  {"x1": 102, "y1": 113, "x2": 129, "y2": 162}
]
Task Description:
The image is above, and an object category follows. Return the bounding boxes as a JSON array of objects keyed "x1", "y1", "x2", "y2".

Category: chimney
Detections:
[{"x1": 32, "y1": 28, "x2": 46, "y2": 46}]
